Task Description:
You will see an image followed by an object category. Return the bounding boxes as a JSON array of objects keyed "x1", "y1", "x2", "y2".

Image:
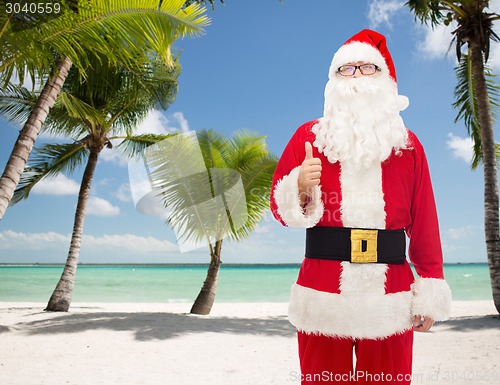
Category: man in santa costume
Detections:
[{"x1": 270, "y1": 29, "x2": 452, "y2": 384}]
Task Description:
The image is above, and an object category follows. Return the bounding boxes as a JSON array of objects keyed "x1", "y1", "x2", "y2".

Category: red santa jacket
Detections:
[{"x1": 270, "y1": 120, "x2": 451, "y2": 339}]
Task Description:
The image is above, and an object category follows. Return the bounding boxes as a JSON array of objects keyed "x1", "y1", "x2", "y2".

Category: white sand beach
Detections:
[{"x1": 0, "y1": 300, "x2": 498, "y2": 385}]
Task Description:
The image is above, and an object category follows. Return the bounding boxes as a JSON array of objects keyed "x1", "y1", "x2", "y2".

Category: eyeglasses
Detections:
[{"x1": 337, "y1": 64, "x2": 381, "y2": 77}]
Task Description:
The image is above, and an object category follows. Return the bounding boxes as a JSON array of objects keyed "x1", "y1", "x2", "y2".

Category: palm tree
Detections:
[
  {"x1": 0, "y1": 0, "x2": 209, "y2": 220},
  {"x1": 0, "y1": 53, "x2": 180, "y2": 311},
  {"x1": 407, "y1": 0, "x2": 500, "y2": 313},
  {"x1": 146, "y1": 130, "x2": 277, "y2": 314}
]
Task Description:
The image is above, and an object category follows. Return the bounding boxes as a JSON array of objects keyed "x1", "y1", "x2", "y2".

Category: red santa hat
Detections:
[
  {"x1": 329, "y1": 29, "x2": 396, "y2": 82},
  {"x1": 328, "y1": 29, "x2": 409, "y2": 110}
]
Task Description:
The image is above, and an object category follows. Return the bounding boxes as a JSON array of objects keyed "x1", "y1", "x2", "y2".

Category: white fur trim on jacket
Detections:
[
  {"x1": 288, "y1": 283, "x2": 413, "y2": 339},
  {"x1": 273, "y1": 166, "x2": 324, "y2": 228},
  {"x1": 411, "y1": 277, "x2": 452, "y2": 321},
  {"x1": 288, "y1": 262, "x2": 413, "y2": 339},
  {"x1": 340, "y1": 162, "x2": 385, "y2": 229}
]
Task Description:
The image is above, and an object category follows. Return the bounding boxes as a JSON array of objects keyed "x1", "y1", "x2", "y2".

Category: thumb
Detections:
[{"x1": 304, "y1": 141, "x2": 313, "y2": 160}]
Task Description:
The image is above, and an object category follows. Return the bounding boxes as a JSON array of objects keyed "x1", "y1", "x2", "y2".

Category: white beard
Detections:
[{"x1": 312, "y1": 74, "x2": 409, "y2": 172}]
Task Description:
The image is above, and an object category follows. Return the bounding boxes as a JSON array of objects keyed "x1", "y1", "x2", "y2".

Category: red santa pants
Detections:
[{"x1": 297, "y1": 329, "x2": 414, "y2": 384}]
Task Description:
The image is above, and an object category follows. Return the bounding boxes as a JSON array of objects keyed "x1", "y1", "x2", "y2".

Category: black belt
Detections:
[{"x1": 305, "y1": 226, "x2": 406, "y2": 264}]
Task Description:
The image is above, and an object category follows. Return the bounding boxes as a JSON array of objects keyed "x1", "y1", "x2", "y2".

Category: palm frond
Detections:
[
  {"x1": 0, "y1": 0, "x2": 209, "y2": 87},
  {"x1": 0, "y1": 81, "x2": 89, "y2": 139},
  {"x1": 183, "y1": 0, "x2": 224, "y2": 11},
  {"x1": 146, "y1": 129, "x2": 278, "y2": 246},
  {"x1": 114, "y1": 133, "x2": 175, "y2": 159},
  {"x1": 200, "y1": 130, "x2": 277, "y2": 241},
  {"x1": 59, "y1": 50, "x2": 180, "y2": 115},
  {"x1": 196, "y1": 129, "x2": 228, "y2": 169},
  {"x1": 110, "y1": 58, "x2": 181, "y2": 135},
  {"x1": 453, "y1": 52, "x2": 500, "y2": 169},
  {"x1": 406, "y1": 1, "x2": 499, "y2": 61},
  {"x1": 35, "y1": 48, "x2": 181, "y2": 141},
  {"x1": 110, "y1": 108, "x2": 151, "y2": 137},
  {"x1": 225, "y1": 130, "x2": 270, "y2": 169},
  {"x1": 11, "y1": 142, "x2": 88, "y2": 205},
  {"x1": 145, "y1": 133, "x2": 216, "y2": 245},
  {"x1": 0, "y1": 84, "x2": 39, "y2": 125},
  {"x1": 58, "y1": 92, "x2": 108, "y2": 126},
  {"x1": 223, "y1": 154, "x2": 278, "y2": 241},
  {"x1": 42, "y1": 104, "x2": 90, "y2": 140},
  {"x1": 406, "y1": 0, "x2": 448, "y2": 26},
  {"x1": 139, "y1": 57, "x2": 181, "y2": 110}
]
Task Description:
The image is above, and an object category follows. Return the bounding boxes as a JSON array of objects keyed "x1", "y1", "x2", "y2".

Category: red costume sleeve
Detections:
[
  {"x1": 270, "y1": 121, "x2": 324, "y2": 228},
  {"x1": 405, "y1": 133, "x2": 445, "y2": 279},
  {"x1": 406, "y1": 132, "x2": 451, "y2": 320}
]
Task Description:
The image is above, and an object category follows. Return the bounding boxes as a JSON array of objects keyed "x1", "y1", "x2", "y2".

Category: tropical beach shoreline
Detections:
[{"x1": 0, "y1": 300, "x2": 498, "y2": 385}]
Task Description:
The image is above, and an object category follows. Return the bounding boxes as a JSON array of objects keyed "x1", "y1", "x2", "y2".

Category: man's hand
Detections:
[
  {"x1": 413, "y1": 315, "x2": 435, "y2": 332},
  {"x1": 298, "y1": 142, "x2": 322, "y2": 207}
]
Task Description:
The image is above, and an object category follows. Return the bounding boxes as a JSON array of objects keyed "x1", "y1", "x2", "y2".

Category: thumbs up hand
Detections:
[{"x1": 298, "y1": 142, "x2": 322, "y2": 206}]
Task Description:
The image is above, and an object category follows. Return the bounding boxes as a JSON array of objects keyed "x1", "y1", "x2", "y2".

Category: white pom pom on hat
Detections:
[{"x1": 398, "y1": 95, "x2": 409, "y2": 111}]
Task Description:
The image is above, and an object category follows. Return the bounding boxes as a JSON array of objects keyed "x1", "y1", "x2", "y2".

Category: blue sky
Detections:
[{"x1": 0, "y1": 0, "x2": 498, "y2": 264}]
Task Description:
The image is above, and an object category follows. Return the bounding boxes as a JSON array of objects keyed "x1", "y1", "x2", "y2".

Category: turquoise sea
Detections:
[{"x1": 0, "y1": 263, "x2": 493, "y2": 303}]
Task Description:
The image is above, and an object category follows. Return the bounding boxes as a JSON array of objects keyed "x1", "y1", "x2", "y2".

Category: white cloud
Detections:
[
  {"x1": 83, "y1": 233, "x2": 178, "y2": 253},
  {"x1": 446, "y1": 133, "x2": 473, "y2": 163},
  {"x1": 252, "y1": 211, "x2": 277, "y2": 235},
  {"x1": 10, "y1": 67, "x2": 35, "y2": 90},
  {"x1": 32, "y1": 174, "x2": 80, "y2": 196},
  {"x1": 413, "y1": 1, "x2": 500, "y2": 66},
  {"x1": 86, "y1": 196, "x2": 121, "y2": 217},
  {"x1": 136, "y1": 109, "x2": 172, "y2": 135},
  {"x1": 0, "y1": 230, "x2": 178, "y2": 254},
  {"x1": 366, "y1": 1, "x2": 500, "y2": 69},
  {"x1": 254, "y1": 224, "x2": 271, "y2": 234},
  {"x1": 367, "y1": 0, "x2": 405, "y2": 29},
  {"x1": 113, "y1": 183, "x2": 132, "y2": 202},
  {"x1": 171, "y1": 112, "x2": 190, "y2": 133},
  {"x1": 99, "y1": 147, "x2": 128, "y2": 166},
  {"x1": 100, "y1": 111, "x2": 191, "y2": 166},
  {"x1": 365, "y1": 1, "x2": 457, "y2": 61},
  {"x1": 446, "y1": 225, "x2": 477, "y2": 240},
  {"x1": 0, "y1": 230, "x2": 69, "y2": 250},
  {"x1": 136, "y1": 110, "x2": 190, "y2": 135},
  {"x1": 96, "y1": 178, "x2": 111, "y2": 187},
  {"x1": 417, "y1": 23, "x2": 457, "y2": 60},
  {"x1": 135, "y1": 192, "x2": 168, "y2": 220},
  {"x1": 488, "y1": 43, "x2": 500, "y2": 70},
  {"x1": 486, "y1": 0, "x2": 500, "y2": 70},
  {"x1": 488, "y1": 0, "x2": 500, "y2": 15}
]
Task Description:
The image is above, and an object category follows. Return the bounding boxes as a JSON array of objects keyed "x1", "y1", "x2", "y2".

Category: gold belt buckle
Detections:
[{"x1": 350, "y1": 229, "x2": 378, "y2": 263}]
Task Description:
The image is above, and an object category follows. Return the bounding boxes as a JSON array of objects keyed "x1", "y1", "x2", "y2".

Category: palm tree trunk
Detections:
[
  {"x1": 0, "y1": 56, "x2": 72, "y2": 220},
  {"x1": 45, "y1": 146, "x2": 100, "y2": 312},
  {"x1": 470, "y1": 41, "x2": 500, "y2": 314},
  {"x1": 190, "y1": 239, "x2": 223, "y2": 315}
]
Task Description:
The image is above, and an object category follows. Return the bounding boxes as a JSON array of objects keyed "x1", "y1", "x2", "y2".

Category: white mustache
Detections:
[{"x1": 326, "y1": 76, "x2": 387, "y2": 100}]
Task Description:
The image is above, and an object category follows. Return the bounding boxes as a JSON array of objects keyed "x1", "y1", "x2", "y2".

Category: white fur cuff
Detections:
[
  {"x1": 273, "y1": 166, "x2": 324, "y2": 228},
  {"x1": 288, "y1": 283, "x2": 414, "y2": 339},
  {"x1": 411, "y1": 277, "x2": 452, "y2": 321}
]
